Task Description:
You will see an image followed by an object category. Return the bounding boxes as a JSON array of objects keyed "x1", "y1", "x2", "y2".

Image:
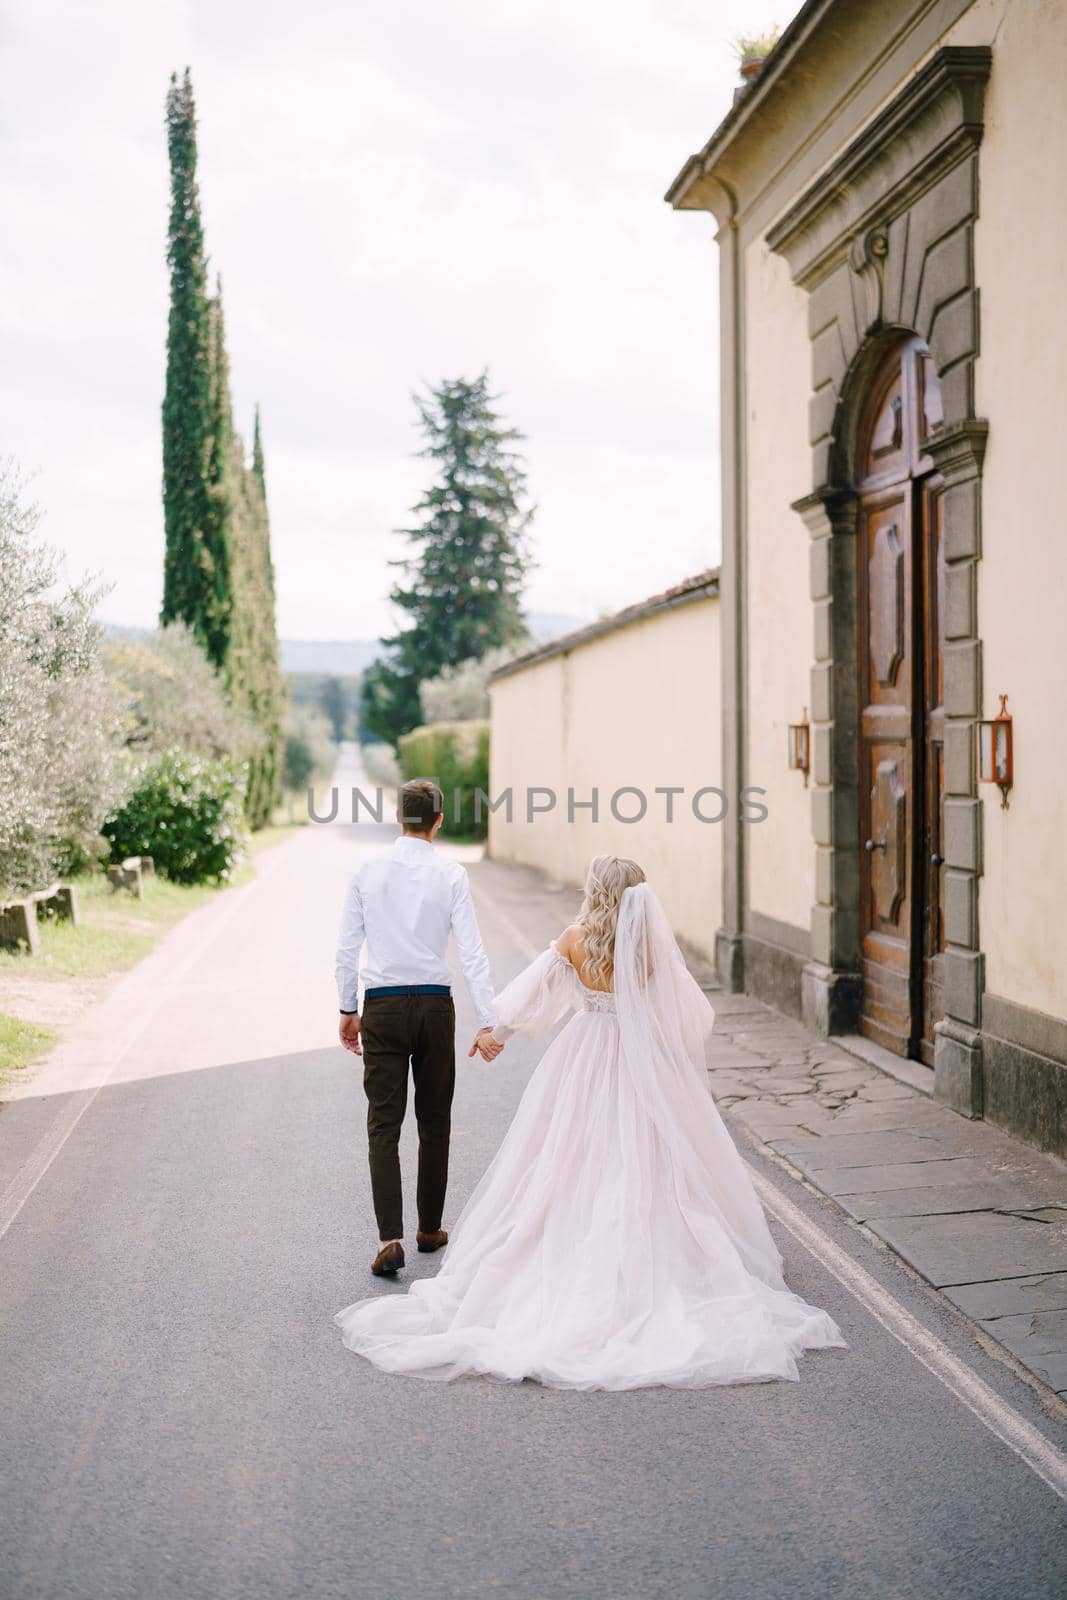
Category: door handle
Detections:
[
  {"x1": 865, "y1": 837, "x2": 887, "y2": 854},
  {"x1": 931, "y1": 852, "x2": 944, "y2": 867}
]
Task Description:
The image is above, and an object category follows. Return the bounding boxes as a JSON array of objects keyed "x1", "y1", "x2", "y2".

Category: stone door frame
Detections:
[{"x1": 766, "y1": 47, "x2": 992, "y2": 1116}]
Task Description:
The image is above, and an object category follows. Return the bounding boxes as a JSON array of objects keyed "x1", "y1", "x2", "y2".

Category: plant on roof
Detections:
[{"x1": 734, "y1": 28, "x2": 781, "y2": 66}]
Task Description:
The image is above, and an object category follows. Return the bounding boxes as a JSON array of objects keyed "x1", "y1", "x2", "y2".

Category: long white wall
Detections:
[{"x1": 488, "y1": 597, "x2": 722, "y2": 962}]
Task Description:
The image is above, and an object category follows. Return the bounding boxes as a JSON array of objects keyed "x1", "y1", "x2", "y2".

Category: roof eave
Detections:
[
  {"x1": 489, "y1": 569, "x2": 721, "y2": 685},
  {"x1": 664, "y1": 0, "x2": 834, "y2": 210}
]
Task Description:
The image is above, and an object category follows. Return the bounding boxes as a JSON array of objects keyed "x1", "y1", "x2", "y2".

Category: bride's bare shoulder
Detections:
[{"x1": 555, "y1": 925, "x2": 583, "y2": 965}]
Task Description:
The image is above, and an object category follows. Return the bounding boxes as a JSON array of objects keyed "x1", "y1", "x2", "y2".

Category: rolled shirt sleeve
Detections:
[
  {"x1": 334, "y1": 867, "x2": 366, "y2": 1013},
  {"x1": 449, "y1": 869, "x2": 496, "y2": 1030}
]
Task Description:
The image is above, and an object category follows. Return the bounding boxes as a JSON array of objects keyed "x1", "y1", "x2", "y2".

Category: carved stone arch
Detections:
[
  {"x1": 828, "y1": 325, "x2": 920, "y2": 488},
  {"x1": 768, "y1": 48, "x2": 991, "y2": 1117}
]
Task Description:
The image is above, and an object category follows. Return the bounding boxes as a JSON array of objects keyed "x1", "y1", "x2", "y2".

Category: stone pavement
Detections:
[{"x1": 703, "y1": 990, "x2": 1067, "y2": 1404}]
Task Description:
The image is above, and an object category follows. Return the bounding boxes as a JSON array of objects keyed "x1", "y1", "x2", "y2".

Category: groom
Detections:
[{"x1": 335, "y1": 778, "x2": 503, "y2": 1278}]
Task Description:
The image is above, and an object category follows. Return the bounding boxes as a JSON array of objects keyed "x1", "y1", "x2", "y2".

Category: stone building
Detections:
[{"x1": 665, "y1": 0, "x2": 1066, "y2": 1152}]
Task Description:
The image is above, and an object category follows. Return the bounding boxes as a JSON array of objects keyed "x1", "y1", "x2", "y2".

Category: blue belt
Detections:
[{"x1": 364, "y1": 984, "x2": 452, "y2": 999}]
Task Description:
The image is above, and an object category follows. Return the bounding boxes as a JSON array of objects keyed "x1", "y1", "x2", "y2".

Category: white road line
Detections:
[
  {"x1": 753, "y1": 1167, "x2": 1067, "y2": 1502},
  {"x1": 0, "y1": 844, "x2": 294, "y2": 1246}
]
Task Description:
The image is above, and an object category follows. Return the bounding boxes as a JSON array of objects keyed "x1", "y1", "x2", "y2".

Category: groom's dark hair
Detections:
[{"x1": 399, "y1": 778, "x2": 444, "y2": 834}]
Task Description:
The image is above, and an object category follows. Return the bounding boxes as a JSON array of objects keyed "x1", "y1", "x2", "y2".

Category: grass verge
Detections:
[
  {"x1": 0, "y1": 1012, "x2": 57, "y2": 1093},
  {"x1": 0, "y1": 820, "x2": 302, "y2": 985}
]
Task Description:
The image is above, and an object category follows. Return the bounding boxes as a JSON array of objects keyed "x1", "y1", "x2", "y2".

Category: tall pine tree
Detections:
[
  {"x1": 161, "y1": 69, "x2": 230, "y2": 667},
  {"x1": 362, "y1": 372, "x2": 532, "y2": 746}
]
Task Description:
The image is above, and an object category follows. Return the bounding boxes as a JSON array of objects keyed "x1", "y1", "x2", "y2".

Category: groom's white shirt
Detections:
[{"x1": 334, "y1": 835, "x2": 496, "y2": 1028}]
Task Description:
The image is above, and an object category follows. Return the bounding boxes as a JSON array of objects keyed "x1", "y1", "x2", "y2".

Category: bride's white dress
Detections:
[{"x1": 335, "y1": 885, "x2": 846, "y2": 1390}]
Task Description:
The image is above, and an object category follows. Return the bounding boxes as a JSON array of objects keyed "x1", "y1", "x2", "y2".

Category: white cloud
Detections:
[{"x1": 2, "y1": 0, "x2": 791, "y2": 638}]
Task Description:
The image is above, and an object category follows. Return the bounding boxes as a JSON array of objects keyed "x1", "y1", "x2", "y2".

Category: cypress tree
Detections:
[
  {"x1": 203, "y1": 282, "x2": 284, "y2": 828},
  {"x1": 251, "y1": 404, "x2": 266, "y2": 493},
  {"x1": 361, "y1": 371, "x2": 532, "y2": 746},
  {"x1": 160, "y1": 70, "x2": 283, "y2": 828},
  {"x1": 240, "y1": 406, "x2": 285, "y2": 829},
  {"x1": 161, "y1": 69, "x2": 230, "y2": 667}
]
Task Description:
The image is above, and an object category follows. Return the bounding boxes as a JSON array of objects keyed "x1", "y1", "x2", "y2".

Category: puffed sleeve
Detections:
[{"x1": 490, "y1": 942, "x2": 578, "y2": 1042}]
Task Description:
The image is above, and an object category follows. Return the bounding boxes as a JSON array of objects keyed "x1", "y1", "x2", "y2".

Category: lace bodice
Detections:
[{"x1": 579, "y1": 986, "x2": 616, "y2": 1014}]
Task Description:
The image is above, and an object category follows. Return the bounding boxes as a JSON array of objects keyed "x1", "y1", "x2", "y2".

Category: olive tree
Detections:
[{"x1": 0, "y1": 467, "x2": 126, "y2": 893}]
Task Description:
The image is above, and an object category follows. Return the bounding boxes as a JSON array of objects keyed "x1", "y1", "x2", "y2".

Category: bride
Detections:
[{"x1": 335, "y1": 854, "x2": 846, "y2": 1390}]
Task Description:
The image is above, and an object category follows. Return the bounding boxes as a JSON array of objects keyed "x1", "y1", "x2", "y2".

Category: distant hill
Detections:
[
  {"x1": 279, "y1": 639, "x2": 378, "y2": 676},
  {"x1": 101, "y1": 613, "x2": 587, "y2": 681},
  {"x1": 279, "y1": 613, "x2": 585, "y2": 677}
]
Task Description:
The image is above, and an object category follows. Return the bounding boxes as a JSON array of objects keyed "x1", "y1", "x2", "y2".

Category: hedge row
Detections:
[{"x1": 397, "y1": 720, "x2": 490, "y2": 840}]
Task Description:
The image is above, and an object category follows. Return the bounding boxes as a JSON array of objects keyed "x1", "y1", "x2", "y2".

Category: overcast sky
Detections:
[{"x1": 3, "y1": 0, "x2": 790, "y2": 641}]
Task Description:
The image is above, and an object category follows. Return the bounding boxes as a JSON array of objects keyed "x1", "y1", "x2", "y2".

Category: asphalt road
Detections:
[{"x1": 2, "y1": 777, "x2": 1066, "y2": 1600}]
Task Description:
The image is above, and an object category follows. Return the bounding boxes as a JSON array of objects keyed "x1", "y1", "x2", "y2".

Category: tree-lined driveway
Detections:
[{"x1": 2, "y1": 759, "x2": 1066, "y2": 1599}]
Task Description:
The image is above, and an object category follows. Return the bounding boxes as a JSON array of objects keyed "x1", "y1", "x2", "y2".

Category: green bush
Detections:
[
  {"x1": 398, "y1": 720, "x2": 490, "y2": 840},
  {"x1": 103, "y1": 749, "x2": 247, "y2": 885}
]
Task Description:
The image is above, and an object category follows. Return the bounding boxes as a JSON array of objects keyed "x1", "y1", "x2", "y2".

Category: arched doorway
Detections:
[{"x1": 855, "y1": 334, "x2": 945, "y2": 1065}]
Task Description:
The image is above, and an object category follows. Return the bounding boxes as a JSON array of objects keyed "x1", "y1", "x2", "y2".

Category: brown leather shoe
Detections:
[
  {"x1": 416, "y1": 1229, "x2": 449, "y2": 1253},
  {"x1": 371, "y1": 1241, "x2": 404, "y2": 1276}
]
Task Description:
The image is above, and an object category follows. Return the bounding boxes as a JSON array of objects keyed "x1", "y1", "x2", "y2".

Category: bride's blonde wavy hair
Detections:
[{"x1": 575, "y1": 854, "x2": 646, "y2": 988}]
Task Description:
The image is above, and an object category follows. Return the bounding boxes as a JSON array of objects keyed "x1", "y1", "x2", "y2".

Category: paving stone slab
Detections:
[
  {"x1": 942, "y1": 1272, "x2": 1067, "y2": 1319},
  {"x1": 834, "y1": 1121, "x2": 1003, "y2": 1159},
  {"x1": 732, "y1": 1032, "x2": 809, "y2": 1050},
  {"x1": 809, "y1": 1066, "x2": 873, "y2": 1088},
  {"x1": 706, "y1": 1043, "x2": 769, "y2": 1059},
  {"x1": 770, "y1": 1131, "x2": 950, "y2": 1168},
  {"x1": 706, "y1": 1059, "x2": 772, "y2": 1076},
  {"x1": 866, "y1": 1210, "x2": 1067, "y2": 1287},
  {"x1": 705, "y1": 1075, "x2": 759, "y2": 1097},
  {"x1": 756, "y1": 1078, "x2": 819, "y2": 1096},
  {"x1": 976, "y1": 1309, "x2": 1067, "y2": 1392},
  {"x1": 814, "y1": 1108, "x2": 948, "y2": 1139},
  {"x1": 855, "y1": 1080, "x2": 918, "y2": 1101},
  {"x1": 834, "y1": 1183, "x2": 1034, "y2": 1222},
  {"x1": 729, "y1": 1100, "x2": 820, "y2": 1126},
  {"x1": 734, "y1": 1122, "x2": 813, "y2": 1146},
  {"x1": 815, "y1": 1157, "x2": 992, "y2": 1195}
]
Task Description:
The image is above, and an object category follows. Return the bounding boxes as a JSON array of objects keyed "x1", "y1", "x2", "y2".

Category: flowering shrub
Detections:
[{"x1": 103, "y1": 749, "x2": 246, "y2": 885}]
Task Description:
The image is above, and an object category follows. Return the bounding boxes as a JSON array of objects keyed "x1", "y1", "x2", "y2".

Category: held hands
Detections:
[
  {"x1": 339, "y1": 1013, "x2": 363, "y2": 1055},
  {"x1": 341, "y1": 1015, "x2": 498, "y2": 1061},
  {"x1": 469, "y1": 1026, "x2": 504, "y2": 1063}
]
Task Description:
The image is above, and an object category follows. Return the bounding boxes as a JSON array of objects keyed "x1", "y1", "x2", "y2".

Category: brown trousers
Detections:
[{"x1": 360, "y1": 992, "x2": 456, "y2": 1242}]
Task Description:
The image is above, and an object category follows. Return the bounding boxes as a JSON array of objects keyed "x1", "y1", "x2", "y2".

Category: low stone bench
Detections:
[
  {"x1": 32, "y1": 882, "x2": 80, "y2": 925},
  {"x1": 0, "y1": 880, "x2": 81, "y2": 954},
  {"x1": 0, "y1": 898, "x2": 39, "y2": 956},
  {"x1": 106, "y1": 855, "x2": 155, "y2": 898}
]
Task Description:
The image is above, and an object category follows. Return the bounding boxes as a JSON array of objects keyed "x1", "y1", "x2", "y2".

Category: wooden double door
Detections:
[{"x1": 856, "y1": 336, "x2": 946, "y2": 1066}]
